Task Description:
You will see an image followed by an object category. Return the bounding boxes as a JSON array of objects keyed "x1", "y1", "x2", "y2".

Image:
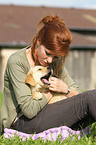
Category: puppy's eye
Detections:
[{"x1": 38, "y1": 69, "x2": 42, "y2": 71}]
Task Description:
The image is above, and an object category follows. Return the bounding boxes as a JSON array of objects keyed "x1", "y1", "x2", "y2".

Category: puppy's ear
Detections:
[{"x1": 25, "y1": 73, "x2": 37, "y2": 86}]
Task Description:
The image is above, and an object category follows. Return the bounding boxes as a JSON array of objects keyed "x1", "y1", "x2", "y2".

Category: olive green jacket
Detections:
[{"x1": 0, "y1": 48, "x2": 80, "y2": 134}]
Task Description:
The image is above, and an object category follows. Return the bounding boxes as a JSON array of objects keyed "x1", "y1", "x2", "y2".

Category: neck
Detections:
[
  {"x1": 26, "y1": 47, "x2": 35, "y2": 67},
  {"x1": 31, "y1": 49, "x2": 41, "y2": 66}
]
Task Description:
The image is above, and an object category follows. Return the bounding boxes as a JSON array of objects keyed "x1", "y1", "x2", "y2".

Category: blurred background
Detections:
[{"x1": 0, "y1": 0, "x2": 96, "y2": 91}]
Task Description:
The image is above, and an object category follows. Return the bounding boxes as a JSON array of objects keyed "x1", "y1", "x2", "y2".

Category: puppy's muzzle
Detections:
[{"x1": 41, "y1": 67, "x2": 52, "y2": 85}]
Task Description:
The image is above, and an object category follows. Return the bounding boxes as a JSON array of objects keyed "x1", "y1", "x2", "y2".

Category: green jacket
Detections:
[{"x1": 0, "y1": 48, "x2": 80, "y2": 134}]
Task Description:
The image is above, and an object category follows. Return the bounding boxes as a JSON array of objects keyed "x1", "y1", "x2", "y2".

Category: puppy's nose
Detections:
[{"x1": 52, "y1": 74, "x2": 57, "y2": 77}]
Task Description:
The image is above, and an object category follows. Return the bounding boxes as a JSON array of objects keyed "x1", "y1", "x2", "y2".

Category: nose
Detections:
[
  {"x1": 47, "y1": 66, "x2": 53, "y2": 75},
  {"x1": 47, "y1": 56, "x2": 53, "y2": 63}
]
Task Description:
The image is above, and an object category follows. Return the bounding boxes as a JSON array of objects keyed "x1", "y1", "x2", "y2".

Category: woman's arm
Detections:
[{"x1": 7, "y1": 57, "x2": 48, "y2": 119}]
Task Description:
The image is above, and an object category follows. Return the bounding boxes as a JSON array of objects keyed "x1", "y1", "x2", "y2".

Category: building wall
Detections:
[
  {"x1": 65, "y1": 50, "x2": 96, "y2": 91},
  {"x1": 0, "y1": 48, "x2": 96, "y2": 91},
  {"x1": 0, "y1": 48, "x2": 18, "y2": 91}
]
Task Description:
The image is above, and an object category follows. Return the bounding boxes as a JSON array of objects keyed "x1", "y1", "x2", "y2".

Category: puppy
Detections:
[{"x1": 25, "y1": 66, "x2": 67, "y2": 104}]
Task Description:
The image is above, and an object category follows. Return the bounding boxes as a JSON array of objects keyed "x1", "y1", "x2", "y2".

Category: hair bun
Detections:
[
  {"x1": 37, "y1": 15, "x2": 65, "y2": 33},
  {"x1": 39, "y1": 15, "x2": 65, "y2": 26}
]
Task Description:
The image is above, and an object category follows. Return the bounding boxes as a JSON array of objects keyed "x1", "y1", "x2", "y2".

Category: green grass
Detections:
[
  {"x1": 0, "y1": 92, "x2": 96, "y2": 144},
  {"x1": 0, "y1": 124, "x2": 96, "y2": 145}
]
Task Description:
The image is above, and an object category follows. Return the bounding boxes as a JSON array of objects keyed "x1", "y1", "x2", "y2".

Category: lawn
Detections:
[
  {"x1": 0, "y1": 92, "x2": 96, "y2": 144},
  {"x1": 0, "y1": 124, "x2": 96, "y2": 145}
]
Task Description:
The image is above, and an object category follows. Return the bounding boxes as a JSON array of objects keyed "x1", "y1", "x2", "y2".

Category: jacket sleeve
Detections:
[{"x1": 6, "y1": 59, "x2": 47, "y2": 119}]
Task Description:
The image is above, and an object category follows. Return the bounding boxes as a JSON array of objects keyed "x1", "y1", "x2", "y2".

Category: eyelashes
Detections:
[
  {"x1": 45, "y1": 50, "x2": 51, "y2": 56},
  {"x1": 45, "y1": 50, "x2": 59, "y2": 59}
]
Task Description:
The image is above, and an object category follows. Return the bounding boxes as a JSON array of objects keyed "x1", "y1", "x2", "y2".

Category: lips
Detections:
[
  {"x1": 41, "y1": 72, "x2": 51, "y2": 85},
  {"x1": 43, "y1": 62, "x2": 49, "y2": 66},
  {"x1": 42, "y1": 60, "x2": 50, "y2": 66}
]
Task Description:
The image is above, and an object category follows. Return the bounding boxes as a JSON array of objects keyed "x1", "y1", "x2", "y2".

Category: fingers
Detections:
[
  {"x1": 48, "y1": 85, "x2": 55, "y2": 91},
  {"x1": 48, "y1": 77, "x2": 67, "y2": 93},
  {"x1": 49, "y1": 76, "x2": 57, "y2": 83},
  {"x1": 48, "y1": 77, "x2": 58, "y2": 91}
]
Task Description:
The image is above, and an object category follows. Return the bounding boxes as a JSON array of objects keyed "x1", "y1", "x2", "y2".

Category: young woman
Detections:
[{"x1": 0, "y1": 15, "x2": 96, "y2": 134}]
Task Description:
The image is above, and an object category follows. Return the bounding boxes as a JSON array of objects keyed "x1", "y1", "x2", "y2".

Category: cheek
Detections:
[
  {"x1": 37, "y1": 51, "x2": 43, "y2": 60},
  {"x1": 38, "y1": 52, "x2": 42, "y2": 58},
  {"x1": 39, "y1": 52, "x2": 47, "y2": 60},
  {"x1": 34, "y1": 72, "x2": 41, "y2": 81}
]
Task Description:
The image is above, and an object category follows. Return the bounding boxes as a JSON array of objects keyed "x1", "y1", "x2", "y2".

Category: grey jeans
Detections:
[{"x1": 11, "y1": 90, "x2": 96, "y2": 134}]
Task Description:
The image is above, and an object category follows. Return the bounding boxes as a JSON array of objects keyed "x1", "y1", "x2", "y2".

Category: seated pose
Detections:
[{"x1": 0, "y1": 15, "x2": 96, "y2": 134}]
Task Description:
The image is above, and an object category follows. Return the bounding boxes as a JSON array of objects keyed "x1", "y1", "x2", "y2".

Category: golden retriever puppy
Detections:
[{"x1": 25, "y1": 66, "x2": 67, "y2": 104}]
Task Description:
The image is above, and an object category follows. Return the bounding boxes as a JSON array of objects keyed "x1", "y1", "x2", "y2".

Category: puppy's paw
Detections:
[{"x1": 32, "y1": 92, "x2": 43, "y2": 100}]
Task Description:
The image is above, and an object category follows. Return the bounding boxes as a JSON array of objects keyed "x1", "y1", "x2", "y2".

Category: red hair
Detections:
[
  {"x1": 30, "y1": 15, "x2": 72, "y2": 56},
  {"x1": 29, "y1": 15, "x2": 72, "y2": 75}
]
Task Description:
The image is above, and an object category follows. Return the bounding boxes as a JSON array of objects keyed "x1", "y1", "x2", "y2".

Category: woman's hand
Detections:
[{"x1": 48, "y1": 77, "x2": 68, "y2": 93}]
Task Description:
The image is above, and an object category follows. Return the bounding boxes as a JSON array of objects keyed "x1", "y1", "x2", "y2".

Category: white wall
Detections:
[{"x1": 1, "y1": 49, "x2": 18, "y2": 90}]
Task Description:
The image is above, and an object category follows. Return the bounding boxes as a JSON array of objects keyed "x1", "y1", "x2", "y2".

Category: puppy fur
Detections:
[{"x1": 25, "y1": 66, "x2": 67, "y2": 104}]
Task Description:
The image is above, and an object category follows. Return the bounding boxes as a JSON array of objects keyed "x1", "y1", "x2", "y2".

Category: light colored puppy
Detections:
[{"x1": 25, "y1": 66, "x2": 67, "y2": 104}]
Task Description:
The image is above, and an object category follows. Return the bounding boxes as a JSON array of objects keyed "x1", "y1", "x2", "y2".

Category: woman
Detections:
[{"x1": 0, "y1": 15, "x2": 96, "y2": 134}]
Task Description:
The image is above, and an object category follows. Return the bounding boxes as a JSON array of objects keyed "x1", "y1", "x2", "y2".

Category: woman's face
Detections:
[{"x1": 36, "y1": 45, "x2": 59, "y2": 66}]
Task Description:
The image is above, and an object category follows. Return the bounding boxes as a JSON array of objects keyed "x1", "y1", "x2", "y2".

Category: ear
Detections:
[{"x1": 25, "y1": 73, "x2": 37, "y2": 86}]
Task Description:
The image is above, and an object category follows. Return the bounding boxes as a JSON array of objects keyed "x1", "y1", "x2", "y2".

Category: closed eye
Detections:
[
  {"x1": 45, "y1": 50, "x2": 59, "y2": 58},
  {"x1": 45, "y1": 50, "x2": 51, "y2": 56},
  {"x1": 45, "y1": 49, "x2": 59, "y2": 60}
]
